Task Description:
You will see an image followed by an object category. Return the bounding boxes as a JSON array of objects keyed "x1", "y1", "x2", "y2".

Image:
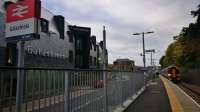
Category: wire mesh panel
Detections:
[
  {"x1": 0, "y1": 68, "x2": 66, "y2": 112},
  {"x1": 0, "y1": 69, "x2": 17, "y2": 112},
  {"x1": 107, "y1": 71, "x2": 145, "y2": 112},
  {"x1": 68, "y1": 70, "x2": 104, "y2": 112},
  {"x1": 0, "y1": 67, "x2": 151, "y2": 112},
  {"x1": 22, "y1": 69, "x2": 65, "y2": 112}
]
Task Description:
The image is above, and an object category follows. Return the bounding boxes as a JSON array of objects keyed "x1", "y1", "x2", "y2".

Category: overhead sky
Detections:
[{"x1": 42, "y1": 0, "x2": 199, "y2": 66}]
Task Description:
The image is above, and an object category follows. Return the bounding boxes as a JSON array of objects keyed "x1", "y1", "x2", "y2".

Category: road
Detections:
[{"x1": 32, "y1": 88, "x2": 104, "y2": 112}]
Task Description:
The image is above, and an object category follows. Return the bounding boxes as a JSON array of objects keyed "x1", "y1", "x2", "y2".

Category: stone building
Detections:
[{"x1": 113, "y1": 58, "x2": 135, "y2": 71}]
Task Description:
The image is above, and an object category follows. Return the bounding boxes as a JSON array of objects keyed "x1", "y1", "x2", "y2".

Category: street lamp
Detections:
[
  {"x1": 132, "y1": 31, "x2": 154, "y2": 68},
  {"x1": 145, "y1": 49, "x2": 156, "y2": 66}
]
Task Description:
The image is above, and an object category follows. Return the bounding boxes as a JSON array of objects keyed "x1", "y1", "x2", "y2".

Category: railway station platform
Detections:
[
  {"x1": 161, "y1": 76, "x2": 200, "y2": 112},
  {"x1": 125, "y1": 76, "x2": 200, "y2": 112}
]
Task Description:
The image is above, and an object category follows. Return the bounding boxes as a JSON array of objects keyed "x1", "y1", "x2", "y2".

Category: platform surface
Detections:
[
  {"x1": 161, "y1": 76, "x2": 200, "y2": 112},
  {"x1": 124, "y1": 78, "x2": 171, "y2": 112},
  {"x1": 125, "y1": 76, "x2": 200, "y2": 112}
]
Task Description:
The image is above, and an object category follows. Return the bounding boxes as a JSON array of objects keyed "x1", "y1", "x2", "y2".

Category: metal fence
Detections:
[{"x1": 0, "y1": 67, "x2": 151, "y2": 112}]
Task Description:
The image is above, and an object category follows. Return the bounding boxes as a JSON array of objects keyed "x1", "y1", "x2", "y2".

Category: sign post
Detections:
[
  {"x1": 16, "y1": 40, "x2": 25, "y2": 112},
  {"x1": 5, "y1": 0, "x2": 41, "y2": 112}
]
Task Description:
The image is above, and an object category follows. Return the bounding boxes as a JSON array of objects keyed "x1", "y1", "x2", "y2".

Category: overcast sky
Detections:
[{"x1": 42, "y1": 0, "x2": 199, "y2": 66}]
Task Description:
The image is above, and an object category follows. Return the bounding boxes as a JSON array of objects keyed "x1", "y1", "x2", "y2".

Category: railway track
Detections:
[{"x1": 178, "y1": 82, "x2": 200, "y2": 105}]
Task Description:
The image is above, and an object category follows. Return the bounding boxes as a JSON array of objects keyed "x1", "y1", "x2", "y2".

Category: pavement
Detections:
[{"x1": 124, "y1": 77, "x2": 171, "y2": 112}]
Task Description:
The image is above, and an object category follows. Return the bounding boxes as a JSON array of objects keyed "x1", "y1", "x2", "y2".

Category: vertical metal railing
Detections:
[
  {"x1": 64, "y1": 71, "x2": 69, "y2": 112},
  {"x1": 0, "y1": 67, "x2": 152, "y2": 112}
]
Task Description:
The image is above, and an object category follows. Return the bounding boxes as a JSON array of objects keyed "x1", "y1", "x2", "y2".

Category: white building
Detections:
[
  {"x1": 0, "y1": 0, "x2": 107, "y2": 69},
  {"x1": 0, "y1": 1, "x2": 75, "y2": 67}
]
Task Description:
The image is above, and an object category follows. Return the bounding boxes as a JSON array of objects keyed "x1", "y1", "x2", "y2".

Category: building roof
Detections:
[
  {"x1": 115, "y1": 58, "x2": 134, "y2": 62},
  {"x1": 68, "y1": 25, "x2": 91, "y2": 32}
]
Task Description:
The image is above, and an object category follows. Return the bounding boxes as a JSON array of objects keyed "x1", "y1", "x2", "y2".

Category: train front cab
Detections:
[{"x1": 167, "y1": 67, "x2": 180, "y2": 83}]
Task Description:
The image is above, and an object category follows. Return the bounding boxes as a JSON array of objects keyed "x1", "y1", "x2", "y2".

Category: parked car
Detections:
[{"x1": 93, "y1": 80, "x2": 104, "y2": 88}]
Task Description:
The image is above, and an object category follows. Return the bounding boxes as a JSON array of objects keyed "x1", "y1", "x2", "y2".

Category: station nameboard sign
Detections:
[{"x1": 5, "y1": 0, "x2": 41, "y2": 42}]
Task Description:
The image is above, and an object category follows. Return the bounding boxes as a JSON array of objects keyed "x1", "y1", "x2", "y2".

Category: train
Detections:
[{"x1": 161, "y1": 66, "x2": 181, "y2": 83}]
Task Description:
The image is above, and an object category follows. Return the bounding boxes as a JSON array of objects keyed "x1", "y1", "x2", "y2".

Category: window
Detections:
[
  {"x1": 69, "y1": 50, "x2": 73, "y2": 63},
  {"x1": 90, "y1": 56, "x2": 92, "y2": 65},
  {"x1": 6, "y1": 43, "x2": 17, "y2": 66},
  {"x1": 67, "y1": 31, "x2": 73, "y2": 43},
  {"x1": 54, "y1": 15, "x2": 65, "y2": 39},
  {"x1": 76, "y1": 39, "x2": 82, "y2": 50},
  {"x1": 40, "y1": 18, "x2": 49, "y2": 33},
  {"x1": 94, "y1": 57, "x2": 97, "y2": 65},
  {"x1": 76, "y1": 55, "x2": 82, "y2": 66},
  {"x1": 94, "y1": 45, "x2": 96, "y2": 51},
  {"x1": 90, "y1": 40, "x2": 92, "y2": 50}
]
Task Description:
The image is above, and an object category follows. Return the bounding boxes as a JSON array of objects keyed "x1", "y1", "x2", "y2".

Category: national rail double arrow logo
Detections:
[{"x1": 12, "y1": 5, "x2": 28, "y2": 17}]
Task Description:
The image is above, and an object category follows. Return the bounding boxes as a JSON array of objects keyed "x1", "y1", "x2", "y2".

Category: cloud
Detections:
[{"x1": 43, "y1": 0, "x2": 199, "y2": 66}]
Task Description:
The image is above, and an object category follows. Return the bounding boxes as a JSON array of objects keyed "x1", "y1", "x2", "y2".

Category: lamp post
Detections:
[
  {"x1": 145, "y1": 49, "x2": 156, "y2": 66},
  {"x1": 133, "y1": 32, "x2": 154, "y2": 68},
  {"x1": 103, "y1": 26, "x2": 108, "y2": 112}
]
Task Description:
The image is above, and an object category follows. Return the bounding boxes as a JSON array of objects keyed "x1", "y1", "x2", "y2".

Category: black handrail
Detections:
[{"x1": 0, "y1": 66, "x2": 139, "y2": 72}]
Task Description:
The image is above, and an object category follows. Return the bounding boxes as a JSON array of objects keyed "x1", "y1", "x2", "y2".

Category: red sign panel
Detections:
[{"x1": 6, "y1": 0, "x2": 41, "y2": 23}]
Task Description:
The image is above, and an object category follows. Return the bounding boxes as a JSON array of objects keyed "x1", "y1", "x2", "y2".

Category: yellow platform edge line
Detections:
[{"x1": 160, "y1": 76, "x2": 184, "y2": 112}]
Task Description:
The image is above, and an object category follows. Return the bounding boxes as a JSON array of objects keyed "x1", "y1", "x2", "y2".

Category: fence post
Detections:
[
  {"x1": 120, "y1": 71, "x2": 123, "y2": 106},
  {"x1": 64, "y1": 71, "x2": 69, "y2": 112},
  {"x1": 103, "y1": 70, "x2": 108, "y2": 112},
  {"x1": 143, "y1": 72, "x2": 146, "y2": 88}
]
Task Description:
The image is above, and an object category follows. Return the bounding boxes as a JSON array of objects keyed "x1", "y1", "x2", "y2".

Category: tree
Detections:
[
  {"x1": 159, "y1": 56, "x2": 165, "y2": 68},
  {"x1": 160, "y1": 4, "x2": 200, "y2": 69},
  {"x1": 191, "y1": 4, "x2": 200, "y2": 23}
]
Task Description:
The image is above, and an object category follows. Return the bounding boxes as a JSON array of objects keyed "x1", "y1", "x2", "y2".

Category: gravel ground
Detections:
[{"x1": 178, "y1": 83, "x2": 200, "y2": 105}]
